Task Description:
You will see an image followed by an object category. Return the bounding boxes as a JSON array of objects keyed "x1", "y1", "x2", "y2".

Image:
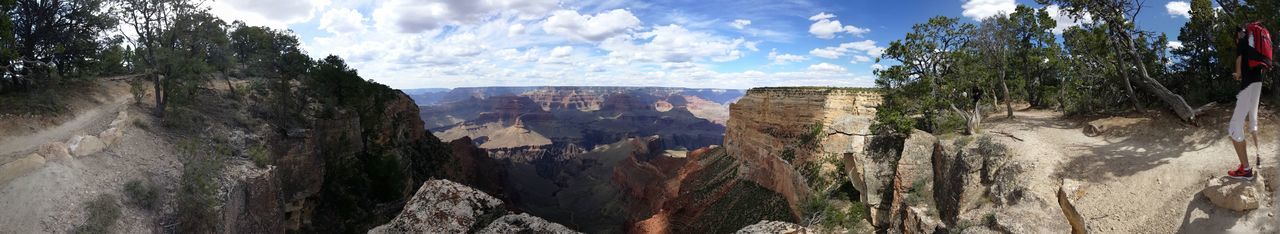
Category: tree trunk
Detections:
[
  {"x1": 1108, "y1": 24, "x2": 1195, "y2": 121},
  {"x1": 1002, "y1": 77, "x2": 1013, "y2": 118},
  {"x1": 152, "y1": 73, "x2": 164, "y2": 118},
  {"x1": 1107, "y1": 38, "x2": 1145, "y2": 112}
]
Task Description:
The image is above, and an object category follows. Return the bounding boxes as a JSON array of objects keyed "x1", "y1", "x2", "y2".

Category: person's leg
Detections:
[{"x1": 1229, "y1": 84, "x2": 1261, "y2": 169}]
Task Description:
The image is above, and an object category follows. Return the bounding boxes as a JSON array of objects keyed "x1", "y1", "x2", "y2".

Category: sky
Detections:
[{"x1": 206, "y1": 0, "x2": 1199, "y2": 89}]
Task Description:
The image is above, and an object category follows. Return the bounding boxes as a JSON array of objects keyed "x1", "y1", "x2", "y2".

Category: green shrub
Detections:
[
  {"x1": 130, "y1": 77, "x2": 147, "y2": 104},
  {"x1": 249, "y1": 144, "x2": 271, "y2": 167},
  {"x1": 75, "y1": 194, "x2": 120, "y2": 234},
  {"x1": 176, "y1": 140, "x2": 223, "y2": 233},
  {"x1": 124, "y1": 180, "x2": 159, "y2": 211},
  {"x1": 984, "y1": 212, "x2": 997, "y2": 227}
]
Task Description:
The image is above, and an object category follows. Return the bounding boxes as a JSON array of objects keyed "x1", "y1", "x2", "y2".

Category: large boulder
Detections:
[
  {"x1": 476, "y1": 214, "x2": 579, "y2": 234},
  {"x1": 735, "y1": 220, "x2": 812, "y2": 234},
  {"x1": 0, "y1": 153, "x2": 46, "y2": 185},
  {"x1": 901, "y1": 206, "x2": 944, "y2": 234},
  {"x1": 368, "y1": 180, "x2": 505, "y2": 234},
  {"x1": 36, "y1": 142, "x2": 72, "y2": 163},
  {"x1": 99, "y1": 127, "x2": 124, "y2": 146},
  {"x1": 1202, "y1": 176, "x2": 1267, "y2": 212},
  {"x1": 889, "y1": 129, "x2": 939, "y2": 228},
  {"x1": 69, "y1": 135, "x2": 106, "y2": 157}
]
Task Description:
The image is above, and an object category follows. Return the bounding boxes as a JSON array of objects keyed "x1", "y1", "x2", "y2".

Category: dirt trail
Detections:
[
  {"x1": 0, "y1": 80, "x2": 132, "y2": 164},
  {"x1": 983, "y1": 108, "x2": 1279, "y2": 233},
  {"x1": 0, "y1": 79, "x2": 180, "y2": 233}
]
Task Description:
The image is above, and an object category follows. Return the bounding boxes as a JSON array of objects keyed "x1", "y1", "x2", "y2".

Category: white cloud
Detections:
[
  {"x1": 210, "y1": 0, "x2": 330, "y2": 28},
  {"x1": 319, "y1": 8, "x2": 365, "y2": 34},
  {"x1": 850, "y1": 55, "x2": 872, "y2": 64},
  {"x1": 1168, "y1": 41, "x2": 1184, "y2": 49},
  {"x1": 730, "y1": 19, "x2": 752, "y2": 29},
  {"x1": 549, "y1": 46, "x2": 573, "y2": 58},
  {"x1": 808, "y1": 12, "x2": 869, "y2": 39},
  {"x1": 808, "y1": 62, "x2": 848, "y2": 73},
  {"x1": 768, "y1": 49, "x2": 807, "y2": 64},
  {"x1": 809, "y1": 40, "x2": 884, "y2": 59},
  {"x1": 809, "y1": 12, "x2": 835, "y2": 21},
  {"x1": 1046, "y1": 5, "x2": 1093, "y2": 34},
  {"x1": 543, "y1": 9, "x2": 643, "y2": 42},
  {"x1": 961, "y1": 0, "x2": 1016, "y2": 20},
  {"x1": 508, "y1": 23, "x2": 525, "y2": 36},
  {"x1": 372, "y1": 0, "x2": 559, "y2": 33},
  {"x1": 1166, "y1": 1, "x2": 1191, "y2": 19},
  {"x1": 601, "y1": 24, "x2": 748, "y2": 63},
  {"x1": 871, "y1": 63, "x2": 885, "y2": 70}
]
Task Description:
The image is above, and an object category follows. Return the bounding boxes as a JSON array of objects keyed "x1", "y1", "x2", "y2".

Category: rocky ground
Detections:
[
  {"x1": 978, "y1": 107, "x2": 1279, "y2": 233},
  {"x1": 0, "y1": 79, "x2": 182, "y2": 233}
]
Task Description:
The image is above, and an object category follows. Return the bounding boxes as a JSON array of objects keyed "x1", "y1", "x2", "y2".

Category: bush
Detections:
[
  {"x1": 176, "y1": 140, "x2": 223, "y2": 233},
  {"x1": 130, "y1": 77, "x2": 147, "y2": 104},
  {"x1": 124, "y1": 180, "x2": 159, "y2": 211},
  {"x1": 132, "y1": 118, "x2": 149, "y2": 130},
  {"x1": 75, "y1": 194, "x2": 120, "y2": 234},
  {"x1": 248, "y1": 144, "x2": 271, "y2": 167}
]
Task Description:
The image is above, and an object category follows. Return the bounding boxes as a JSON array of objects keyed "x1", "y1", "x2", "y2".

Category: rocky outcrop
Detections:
[
  {"x1": 37, "y1": 142, "x2": 71, "y2": 163},
  {"x1": 888, "y1": 129, "x2": 939, "y2": 229},
  {"x1": 735, "y1": 220, "x2": 812, "y2": 234},
  {"x1": 369, "y1": 180, "x2": 576, "y2": 234},
  {"x1": 222, "y1": 166, "x2": 286, "y2": 233},
  {"x1": 1203, "y1": 176, "x2": 1268, "y2": 212},
  {"x1": 475, "y1": 214, "x2": 578, "y2": 234},
  {"x1": 369, "y1": 180, "x2": 506, "y2": 233},
  {"x1": 723, "y1": 87, "x2": 882, "y2": 217},
  {"x1": 440, "y1": 136, "x2": 507, "y2": 200}
]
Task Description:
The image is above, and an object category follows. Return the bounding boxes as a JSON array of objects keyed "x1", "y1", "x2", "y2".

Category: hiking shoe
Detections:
[{"x1": 1228, "y1": 165, "x2": 1255, "y2": 181}]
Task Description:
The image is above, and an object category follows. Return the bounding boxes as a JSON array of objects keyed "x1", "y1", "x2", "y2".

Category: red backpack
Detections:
[{"x1": 1245, "y1": 21, "x2": 1273, "y2": 70}]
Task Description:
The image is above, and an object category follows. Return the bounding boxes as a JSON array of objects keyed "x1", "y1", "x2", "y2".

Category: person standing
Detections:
[{"x1": 1227, "y1": 21, "x2": 1272, "y2": 180}]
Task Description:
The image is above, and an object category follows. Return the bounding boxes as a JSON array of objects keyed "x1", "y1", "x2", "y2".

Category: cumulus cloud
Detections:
[
  {"x1": 601, "y1": 24, "x2": 748, "y2": 63},
  {"x1": 508, "y1": 23, "x2": 525, "y2": 36},
  {"x1": 850, "y1": 55, "x2": 872, "y2": 64},
  {"x1": 871, "y1": 63, "x2": 885, "y2": 70},
  {"x1": 373, "y1": 0, "x2": 559, "y2": 33},
  {"x1": 961, "y1": 0, "x2": 1016, "y2": 20},
  {"x1": 809, "y1": 40, "x2": 884, "y2": 59},
  {"x1": 808, "y1": 62, "x2": 848, "y2": 73},
  {"x1": 768, "y1": 49, "x2": 807, "y2": 64},
  {"x1": 543, "y1": 9, "x2": 642, "y2": 42},
  {"x1": 549, "y1": 46, "x2": 573, "y2": 58},
  {"x1": 1166, "y1": 1, "x2": 1191, "y2": 19},
  {"x1": 320, "y1": 8, "x2": 365, "y2": 34},
  {"x1": 808, "y1": 12, "x2": 869, "y2": 39},
  {"x1": 730, "y1": 19, "x2": 752, "y2": 29},
  {"x1": 1045, "y1": 5, "x2": 1093, "y2": 34},
  {"x1": 210, "y1": 0, "x2": 330, "y2": 28},
  {"x1": 1168, "y1": 41, "x2": 1184, "y2": 49}
]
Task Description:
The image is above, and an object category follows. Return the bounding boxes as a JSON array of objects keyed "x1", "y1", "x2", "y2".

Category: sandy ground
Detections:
[
  {"x1": 983, "y1": 107, "x2": 1279, "y2": 234},
  {"x1": 0, "y1": 79, "x2": 180, "y2": 233}
]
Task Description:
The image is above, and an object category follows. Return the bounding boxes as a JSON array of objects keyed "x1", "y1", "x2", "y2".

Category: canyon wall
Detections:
[{"x1": 723, "y1": 87, "x2": 882, "y2": 214}]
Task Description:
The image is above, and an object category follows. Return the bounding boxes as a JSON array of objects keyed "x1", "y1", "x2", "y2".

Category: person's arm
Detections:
[{"x1": 1236, "y1": 55, "x2": 1243, "y2": 81}]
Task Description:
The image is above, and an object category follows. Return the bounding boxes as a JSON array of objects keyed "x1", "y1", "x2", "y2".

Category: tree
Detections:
[
  {"x1": 1039, "y1": 0, "x2": 1199, "y2": 121},
  {"x1": 876, "y1": 16, "x2": 983, "y2": 134},
  {"x1": 113, "y1": 0, "x2": 200, "y2": 117},
  {"x1": 5, "y1": 0, "x2": 115, "y2": 88}
]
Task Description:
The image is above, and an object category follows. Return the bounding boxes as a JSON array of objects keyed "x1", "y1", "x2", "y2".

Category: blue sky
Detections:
[{"x1": 208, "y1": 0, "x2": 1198, "y2": 89}]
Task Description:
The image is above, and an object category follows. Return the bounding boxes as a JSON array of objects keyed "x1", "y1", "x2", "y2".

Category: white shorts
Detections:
[{"x1": 1229, "y1": 82, "x2": 1262, "y2": 142}]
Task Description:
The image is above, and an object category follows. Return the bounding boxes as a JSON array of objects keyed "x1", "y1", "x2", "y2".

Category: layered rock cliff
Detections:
[{"x1": 722, "y1": 87, "x2": 882, "y2": 215}]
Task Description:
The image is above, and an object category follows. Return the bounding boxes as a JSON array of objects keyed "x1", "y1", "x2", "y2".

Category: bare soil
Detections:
[{"x1": 981, "y1": 106, "x2": 1279, "y2": 233}]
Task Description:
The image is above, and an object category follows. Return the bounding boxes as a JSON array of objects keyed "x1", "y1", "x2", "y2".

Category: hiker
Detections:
[{"x1": 1227, "y1": 21, "x2": 1272, "y2": 180}]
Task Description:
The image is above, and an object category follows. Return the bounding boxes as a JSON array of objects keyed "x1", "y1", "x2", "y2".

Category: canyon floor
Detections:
[{"x1": 983, "y1": 107, "x2": 1279, "y2": 233}]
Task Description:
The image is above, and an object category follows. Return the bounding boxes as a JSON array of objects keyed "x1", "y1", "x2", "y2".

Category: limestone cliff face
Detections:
[{"x1": 722, "y1": 87, "x2": 882, "y2": 215}]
